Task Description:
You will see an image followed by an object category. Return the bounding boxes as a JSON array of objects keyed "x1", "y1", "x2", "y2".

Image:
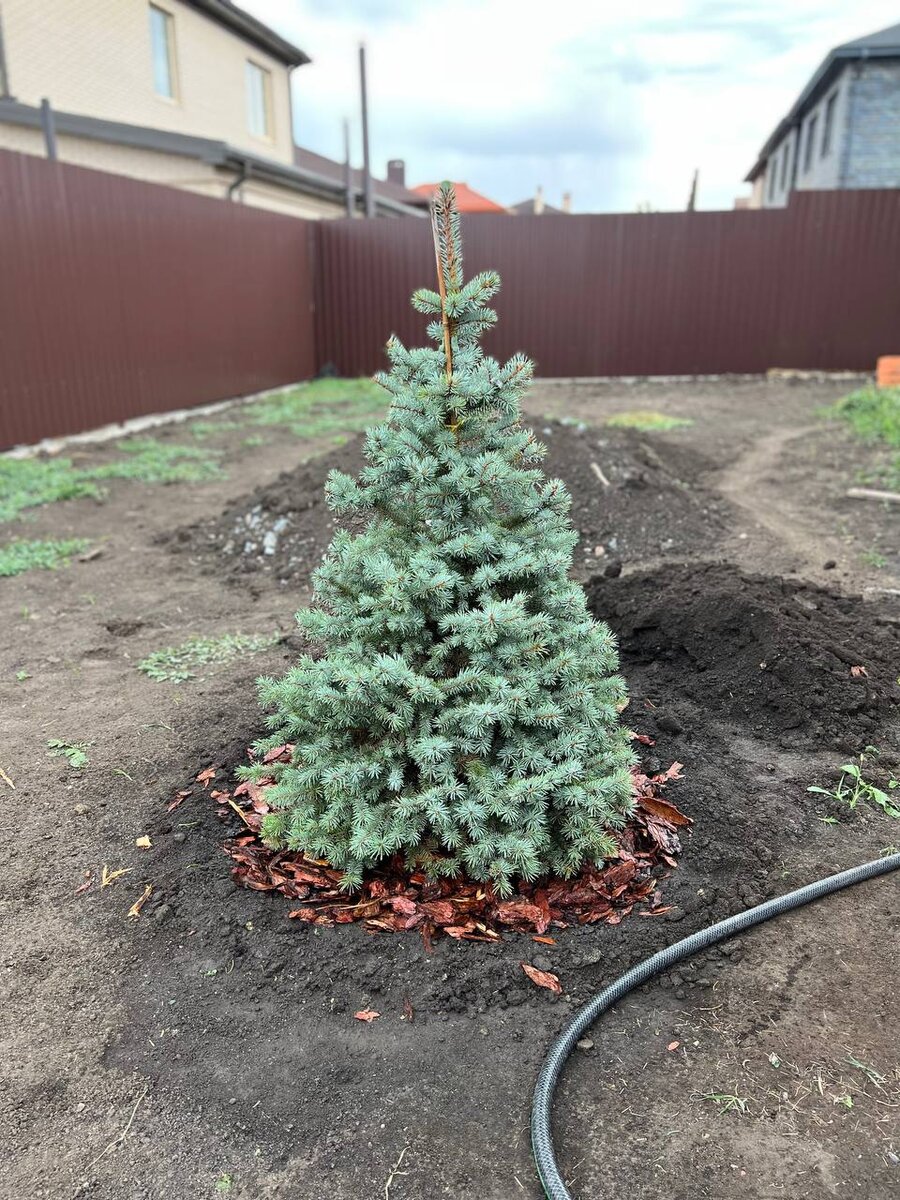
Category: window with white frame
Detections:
[
  {"x1": 149, "y1": 4, "x2": 176, "y2": 99},
  {"x1": 246, "y1": 61, "x2": 273, "y2": 138}
]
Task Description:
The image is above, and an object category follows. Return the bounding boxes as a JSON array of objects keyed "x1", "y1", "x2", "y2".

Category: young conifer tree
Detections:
[{"x1": 247, "y1": 183, "x2": 636, "y2": 895}]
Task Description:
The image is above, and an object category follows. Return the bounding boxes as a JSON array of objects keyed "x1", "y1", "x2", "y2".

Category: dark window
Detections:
[
  {"x1": 822, "y1": 91, "x2": 838, "y2": 157},
  {"x1": 804, "y1": 113, "x2": 818, "y2": 172},
  {"x1": 780, "y1": 139, "x2": 792, "y2": 190}
]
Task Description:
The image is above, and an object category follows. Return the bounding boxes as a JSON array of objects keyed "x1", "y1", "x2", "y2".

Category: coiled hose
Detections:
[{"x1": 532, "y1": 851, "x2": 900, "y2": 1200}]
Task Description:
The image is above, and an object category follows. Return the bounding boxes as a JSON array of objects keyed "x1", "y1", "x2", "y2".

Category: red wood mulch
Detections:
[{"x1": 190, "y1": 741, "x2": 691, "y2": 947}]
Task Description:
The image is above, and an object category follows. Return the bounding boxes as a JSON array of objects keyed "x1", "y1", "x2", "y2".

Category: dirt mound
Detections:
[
  {"x1": 589, "y1": 562, "x2": 900, "y2": 751},
  {"x1": 112, "y1": 563, "x2": 900, "y2": 1042},
  {"x1": 169, "y1": 421, "x2": 731, "y2": 582}
]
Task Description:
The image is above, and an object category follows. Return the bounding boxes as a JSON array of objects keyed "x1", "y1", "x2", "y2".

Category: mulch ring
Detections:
[{"x1": 187, "y1": 742, "x2": 691, "y2": 951}]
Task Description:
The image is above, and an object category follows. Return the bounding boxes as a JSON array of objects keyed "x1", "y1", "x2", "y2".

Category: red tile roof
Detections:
[{"x1": 411, "y1": 182, "x2": 508, "y2": 213}]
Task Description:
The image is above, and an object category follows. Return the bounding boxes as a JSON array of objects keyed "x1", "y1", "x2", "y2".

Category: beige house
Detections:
[{"x1": 0, "y1": 0, "x2": 420, "y2": 217}]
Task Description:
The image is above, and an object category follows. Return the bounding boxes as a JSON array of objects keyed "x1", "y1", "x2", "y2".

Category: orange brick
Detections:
[{"x1": 876, "y1": 356, "x2": 900, "y2": 387}]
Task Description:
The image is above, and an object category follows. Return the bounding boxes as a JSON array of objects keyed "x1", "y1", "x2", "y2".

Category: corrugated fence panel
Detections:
[
  {"x1": 0, "y1": 150, "x2": 315, "y2": 448},
  {"x1": 2, "y1": 157, "x2": 899, "y2": 449},
  {"x1": 315, "y1": 192, "x2": 900, "y2": 377}
]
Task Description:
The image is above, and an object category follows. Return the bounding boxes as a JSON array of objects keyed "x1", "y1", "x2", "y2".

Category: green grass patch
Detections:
[
  {"x1": 606, "y1": 410, "x2": 694, "y2": 432},
  {"x1": 245, "y1": 378, "x2": 386, "y2": 440},
  {"x1": 0, "y1": 382, "x2": 377, "y2": 524},
  {"x1": 879, "y1": 460, "x2": 900, "y2": 491},
  {"x1": 0, "y1": 439, "x2": 222, "y2": 523},
  {"x1": 0, "y1": 537, "x2": 91, "y2": 577},
  {"x1": 190, "y1": 419, "x2": 241, "y2": 440},
  {"x1": 823, "y1": 386, "x2": 900, "y2": 491},
  {"x1": 88, "y1": 438, "x2": 222, "y2": 484},
  {"x1": 138, "y1": 632, "x2": 281, "y2": 683},
  {"x1": 823, "y1": 386, "x2": 900, "y2": 446},
  {"x1": 0, "y1": 457, "x2": 103, "y2": 522}
]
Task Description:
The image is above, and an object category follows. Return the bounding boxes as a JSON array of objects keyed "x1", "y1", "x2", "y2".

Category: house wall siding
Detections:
[
  {"x1": 844, "y1": 61, "x2": 900, "y2": 187},
  {"x1": 760, "y1": 125, "x2": 800, "y2": 208},
  {"x1": 0, "y1": 0, "x2": 295, "y2": 164},
  {"x1": 0, "y1": 122, "x2": 344, "y2": 217},
  {"x1": 754, "y1": 57, "x2": 900, "y2": 204},
  {"x1": 794, "y1": 67, "x2": 849, "y2": 191}
]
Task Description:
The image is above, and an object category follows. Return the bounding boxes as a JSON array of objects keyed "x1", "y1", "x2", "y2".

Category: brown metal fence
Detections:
[
  {"x1": 1, "y1": 148, "x2": 899, "y2": 449},
  {"x1": 0, "y1": 150, "x2": 316, "y2": 447},
  {"x1": 315, "y1": 189, "x2": 900, "y2": 377}
]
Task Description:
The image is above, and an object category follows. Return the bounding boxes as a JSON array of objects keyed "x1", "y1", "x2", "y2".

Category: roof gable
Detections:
[
  {"x1": 838, "y1": 22, "x2": 900, "y2": 52},
  {"x1": 745, "y1": 21, "x2": 900, "y2": 181}
]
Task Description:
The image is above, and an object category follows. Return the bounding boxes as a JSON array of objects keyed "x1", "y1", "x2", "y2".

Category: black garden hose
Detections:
[{"x1": 531, "y1": 851, "x2": 900, "y2": 1200}]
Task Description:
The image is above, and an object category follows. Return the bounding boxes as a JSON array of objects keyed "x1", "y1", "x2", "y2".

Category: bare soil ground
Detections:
[{"x1": 1, "y1": 376, "x2": 898, "y2": 1200}]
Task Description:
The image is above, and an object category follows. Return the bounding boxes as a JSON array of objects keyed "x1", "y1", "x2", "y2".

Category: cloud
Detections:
[{"x1": 246, "y1": 0, "x2": 900, "y2": 211}]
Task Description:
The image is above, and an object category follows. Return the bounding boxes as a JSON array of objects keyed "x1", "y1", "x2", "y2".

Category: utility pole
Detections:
[
  {"x1": 342, "y1": 118, "x2": 354, "y2": 218},
  {"x1": 0, "y1": 7, "x2": 11, "y2": 99},
  {"x1": 359, "y1": 44, "x2": 374, "y2": 218},
  {"x1": 687, "y1": 168, "x2": 698, "y2": 212}
]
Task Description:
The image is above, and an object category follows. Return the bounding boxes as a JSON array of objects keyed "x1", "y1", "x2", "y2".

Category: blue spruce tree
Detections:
[{"x1": 247, "y1": 183, "x2": 636, "y2": 895}]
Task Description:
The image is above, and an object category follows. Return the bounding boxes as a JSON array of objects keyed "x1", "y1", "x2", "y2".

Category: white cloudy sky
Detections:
[{"x1": 246, "y1": 0, "x2": 900, "y2": 212}]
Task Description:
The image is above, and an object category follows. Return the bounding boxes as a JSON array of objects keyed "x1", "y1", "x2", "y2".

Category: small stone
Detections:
[
  {"x1": 823, "y1": 560, "x2": 836, "y2": 570},
  {"x1": 172, "y1": 831, "x2": 187, "y2": 844},
  {"x1": 73, "y1": 804, "x2": 89, "y2": 816},
  {"x1": 576, "y1": 1038, "x2": 594, "y2": 1052}
]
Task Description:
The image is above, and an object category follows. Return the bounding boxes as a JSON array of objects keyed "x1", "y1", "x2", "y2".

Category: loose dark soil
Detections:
[
  {"x1": 171, "y1": 421, "x2": 732, "y2": 583},
  {"x1": 2, "y1": 376, "x2": 898, "y2": 1200},
  {"x1": 589, "y1": 562, "x2": 900, "y2": 751}
]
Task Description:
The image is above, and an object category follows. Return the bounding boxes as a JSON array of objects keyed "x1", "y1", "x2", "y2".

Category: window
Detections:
[
  {"x1": 780, "y1": 139, "x2": 791, "y2": 191},
  {"x1": 246, "y1": 61, "x2": 272, "y2": 138},
  {"x1": 821, "y1": 91, "x2": 838, "y2": 157},
  {"x1": 149, "y1": 5, "x2": 176, "y2": 99},
  {"x1": 767, "y1": 154, "x2": 778, "y2": 201},
  {"x1": 803, "y1": 113, "x2": 818, "y2": 172}
]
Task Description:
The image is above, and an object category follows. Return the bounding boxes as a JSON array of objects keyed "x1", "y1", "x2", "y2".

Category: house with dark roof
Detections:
[
  {"x1": 0, "y1": 0, "x2": 421, "y2": 218},
  {"x1": 509, "y1": 186, "x2": 572, "y2": 215},
  {"x1": 745, "y1": 22, "x2": 900, "y2": 208},
  {"x1": 292, "y1": 148, "x2": 424, "y2": 216}
]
